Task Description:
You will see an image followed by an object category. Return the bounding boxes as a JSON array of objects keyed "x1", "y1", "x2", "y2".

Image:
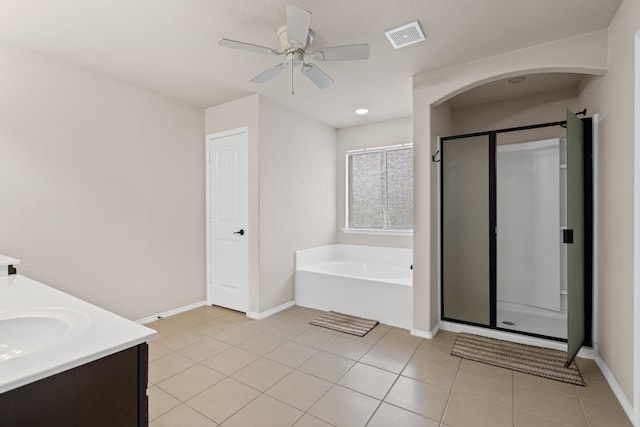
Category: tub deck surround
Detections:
[
  {"x1": 0, "y1": 273, "x2": 157, "y2": 394},
  {"x1": 295, "y1": 244, "x2": 413, "y2": 330}
]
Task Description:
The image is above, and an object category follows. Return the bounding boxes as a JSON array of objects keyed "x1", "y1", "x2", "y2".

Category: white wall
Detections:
[
  {"x1": 584, "y1": 0, "x2": 640, "y2": 408},
  {"x1": 428, "y1": 103, "x2": 452, "y2": 328},
  {"x1": 259, "y1": 97, "x2": 336, "y2": 311},
  {"x1": 420, "y1": 30, "x2": 608, "y2": 107},
  {"x1": 450, "y1": 87, "x2": 583, "y2": 138},
  {"x1": 0, "y1": 42, "x2": 205, "y2": 320},
  {"x1": 565, "y1": 0, "x2": 640, "y2": 412},
  {"x1": 336, "y1": 117, "x2": 413, "y2": 249}
]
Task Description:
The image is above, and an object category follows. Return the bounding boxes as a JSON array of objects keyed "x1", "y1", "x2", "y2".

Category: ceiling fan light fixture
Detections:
[
  {"x1": 291, "y1": 51, "x2": 304, "y2": 66},
  {"x1": 354, "y1": 108, "x2": 369, "y2": 115}
]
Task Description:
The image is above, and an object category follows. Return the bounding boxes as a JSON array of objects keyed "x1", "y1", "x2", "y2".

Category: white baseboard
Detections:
[
  {"x1": 595, "y1": 355, "x2": 635, "y2": 425},
  {"x1": 411, "y1": 323, "x2": 440, "y2": 339},
  {"x1": 136, "y1": 300, "x2": 207, "y2": 324},
  {"x1": 247, "y1": 300, "x2": 295, "y2": 320}
]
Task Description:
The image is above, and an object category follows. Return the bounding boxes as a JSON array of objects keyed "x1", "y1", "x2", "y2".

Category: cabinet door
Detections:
[{"x1": 0, "y1": 344, "x2": 148, "y2": 427}]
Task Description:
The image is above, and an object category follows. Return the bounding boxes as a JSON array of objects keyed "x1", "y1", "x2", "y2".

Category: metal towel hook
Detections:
[{"x1": 432, "y1": 149, "x2": 441, "y2": 163}]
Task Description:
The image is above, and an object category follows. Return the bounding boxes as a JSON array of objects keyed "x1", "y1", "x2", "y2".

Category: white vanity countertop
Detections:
[{"x1": 0, "y1": 274, "x2": 157, "y2": 394}]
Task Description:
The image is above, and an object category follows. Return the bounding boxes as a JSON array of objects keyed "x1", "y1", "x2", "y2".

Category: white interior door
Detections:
[{"x1": 206, "y1": 128, "x2": 248, "y2": 312}]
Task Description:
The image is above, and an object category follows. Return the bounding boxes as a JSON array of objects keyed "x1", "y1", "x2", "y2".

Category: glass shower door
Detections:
[
  {"x1": 441, "y1": 135, "x2": 491, "y2": 325},
  {"x1": 566, "y1": 108, "x2": 585, "y2": 365}
]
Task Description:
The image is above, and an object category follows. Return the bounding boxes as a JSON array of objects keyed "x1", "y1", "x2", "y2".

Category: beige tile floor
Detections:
[{"x1": 146, "y1": 305, "x2": 631, "y2": 427}]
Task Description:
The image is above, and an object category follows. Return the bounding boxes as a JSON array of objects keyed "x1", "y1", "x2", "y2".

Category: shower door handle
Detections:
[{"x1": 563, "y1": 229, "x2": 573, "y2": 244}]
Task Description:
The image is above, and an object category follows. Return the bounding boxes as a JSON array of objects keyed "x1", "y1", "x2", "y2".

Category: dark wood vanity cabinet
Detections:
[{"x1": 0, "y1": 343, "x2": 149, "y2": 427}]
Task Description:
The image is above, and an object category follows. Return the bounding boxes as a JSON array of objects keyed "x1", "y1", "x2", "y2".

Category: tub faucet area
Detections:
[{"x1": 0, "y1": 255, "x2": 20, "y2": 276}]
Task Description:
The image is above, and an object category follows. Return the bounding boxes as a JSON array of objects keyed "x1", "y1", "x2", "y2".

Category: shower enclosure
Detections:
[{"x1": 440, "y1": 109, "x2": 592, "y2": 365}]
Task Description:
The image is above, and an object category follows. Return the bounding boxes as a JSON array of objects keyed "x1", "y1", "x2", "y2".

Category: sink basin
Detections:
[{"x1": 0, "y1": 308, "x2": 90, "y2": 361}]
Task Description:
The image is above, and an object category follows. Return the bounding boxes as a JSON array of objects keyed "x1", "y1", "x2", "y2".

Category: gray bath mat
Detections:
[
  {"x1": 451, "y1": 333, "x2": 585, "y2": 386},
  {"x1": 309, "y1": 311, "x2": 379, "y2": 337}
]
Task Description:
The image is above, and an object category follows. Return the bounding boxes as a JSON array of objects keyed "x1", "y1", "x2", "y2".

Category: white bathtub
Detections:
[{"x1": 295, "y1": 244, "x2": 413, "y2": 330}]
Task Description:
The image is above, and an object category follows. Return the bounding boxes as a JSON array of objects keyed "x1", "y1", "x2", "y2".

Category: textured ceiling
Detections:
[{"x1": 0, "y1": 0, "x2": 622, "y2": 128}]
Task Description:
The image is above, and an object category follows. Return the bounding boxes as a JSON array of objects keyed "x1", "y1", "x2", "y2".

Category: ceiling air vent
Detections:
[{"x1": 385, "y1": 21, "x2": 425, "y2": 49}]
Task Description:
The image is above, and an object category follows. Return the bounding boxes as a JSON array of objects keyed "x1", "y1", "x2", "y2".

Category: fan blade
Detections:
[
  {"x1": 301, "y1": 63, "x2": 334, "y2": 89},
  {"x1": 251, "y1": 63, "x2": 287, "y2": 83},
  {"x1": 313, "y1": 44, "x2": 370, "y2": 61},
  {"x1": 219, "y1": 38, "x2": 280, "y2": 55},
  {"x1": 286, "y1": 5, "x2": 312, "y2": 48}
]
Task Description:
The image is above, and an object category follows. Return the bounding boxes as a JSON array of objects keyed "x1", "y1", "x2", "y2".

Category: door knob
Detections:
[{"x1": 234, "y1": 229, "x2": 245, "y2": 236}]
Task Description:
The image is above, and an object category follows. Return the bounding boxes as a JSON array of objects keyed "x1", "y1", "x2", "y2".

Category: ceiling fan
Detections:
[{"x1": 218, "y1": 4, "x2": 369, "y2": 90}]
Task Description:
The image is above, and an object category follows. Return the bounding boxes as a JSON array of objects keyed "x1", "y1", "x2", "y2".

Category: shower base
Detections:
[{"x1": 496, "y1": 301, "x2": 566, "y2": 339}]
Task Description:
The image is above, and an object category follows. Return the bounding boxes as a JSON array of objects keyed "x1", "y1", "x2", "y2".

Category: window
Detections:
[{"x1": 346, "y1": 144, "x2": 413, "y2": 232}]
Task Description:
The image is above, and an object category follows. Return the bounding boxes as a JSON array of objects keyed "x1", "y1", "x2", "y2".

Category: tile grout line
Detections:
[
  {"x1": 288, "y1": 319, "x2": 431, "y2": 424},
  {"x1": 512, "y1": 367, "x2": 516, "y2": 426},
  {"x1": 288, "y1": 314, "x2": 389, "y2": 426},
  {"x1": 184, "y1": 312, "x2": 301, "y2": 425},
  {"x1": 297, "y1": 321, "x2": 390, "y2": 426},
  {"x1": 279, "y1": 318, "x2": 414, "y2": 426},
  {"x1": 438, "y1": 348, "x2": 463, "y2": 425},
  {"x1": 363, "y1": 329, "x2": 431, "y2": 426},
  {"x1": 147, "y1": 312, "x2": 283, "y2": 424},
  {"x1": 202, "y1": 312, "x2": 305, "y2": 425},
  {"x1": 362, "y1": 326, "x2": 408, "y2": 426},
  {"x1": 576, "y1": 384, "x2": 594, "y2": 427}
]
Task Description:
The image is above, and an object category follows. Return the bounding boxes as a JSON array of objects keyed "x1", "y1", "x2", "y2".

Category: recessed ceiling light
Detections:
[
  {"x1": 354, "y1": 108, "x2": 369, "y2": 115},
  {"x1": 507, "y1": 76, "x2": 527, "y2": 84}
]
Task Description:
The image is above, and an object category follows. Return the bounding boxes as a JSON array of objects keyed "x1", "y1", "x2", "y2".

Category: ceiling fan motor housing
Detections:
[{"x1": 277, "y1": 25, "x2": 314, "y2": 52}]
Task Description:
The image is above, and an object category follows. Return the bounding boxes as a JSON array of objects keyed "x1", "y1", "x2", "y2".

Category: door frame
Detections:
[
  {"x1": 205, "y1": 126, "x2": 249, "y2": 308},
  {"x1": 633, "y1": 29, "x2": 640, "y2": 426}
]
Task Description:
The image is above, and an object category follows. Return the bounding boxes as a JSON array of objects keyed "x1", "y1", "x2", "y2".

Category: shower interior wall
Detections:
[{"x1": 495, "y1": 138, "x2": 567, "y2": 339}]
